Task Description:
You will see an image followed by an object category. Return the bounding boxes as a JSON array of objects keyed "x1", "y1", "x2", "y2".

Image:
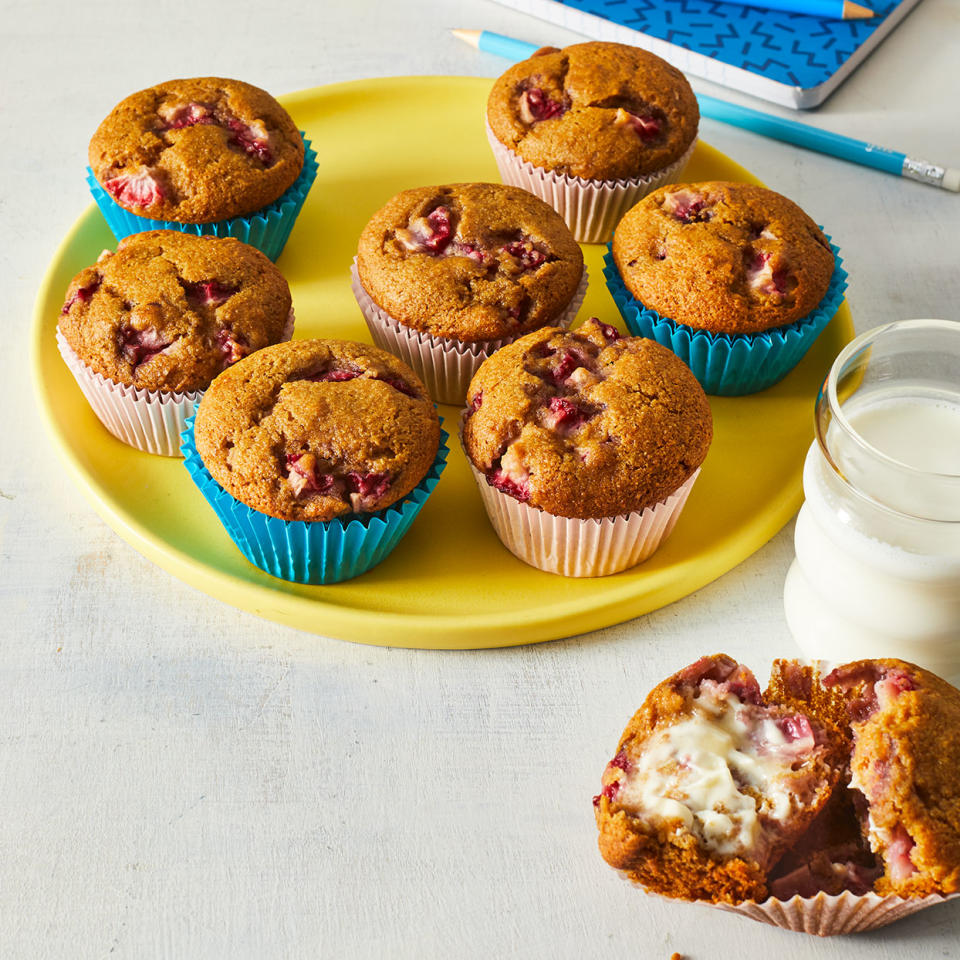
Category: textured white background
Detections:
[{"x1": 3, "y1": 0, "x2": 960, "y2": 957}]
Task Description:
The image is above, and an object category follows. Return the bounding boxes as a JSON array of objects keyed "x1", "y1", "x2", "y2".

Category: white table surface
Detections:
[{"x1": 3, "y1": 0, "x2": 959, "y2": 956}]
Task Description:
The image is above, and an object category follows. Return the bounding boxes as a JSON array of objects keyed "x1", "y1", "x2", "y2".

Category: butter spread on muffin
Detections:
[{"x1": 597, "y1": 655, "x2": 960, "y2": 905}]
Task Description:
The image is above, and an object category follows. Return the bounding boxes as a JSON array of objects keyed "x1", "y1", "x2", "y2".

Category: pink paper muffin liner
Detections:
[
  {"x1": 56, "y1": 309, "x2": 295, "y2": 457},
  {"x1": 462, "y1": 422, "x2": 700, "y2": 577},
  {"x1": 350, "y1": 260, "x2": 588, "y2": 406},
  {"x1": 486, "y1": 123, "x2": 697, "y2": 244}
]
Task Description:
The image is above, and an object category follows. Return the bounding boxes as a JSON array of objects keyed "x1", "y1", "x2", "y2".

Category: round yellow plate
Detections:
[{"x1": 33, "y1": 76, "x2": 852, "y2": 649}]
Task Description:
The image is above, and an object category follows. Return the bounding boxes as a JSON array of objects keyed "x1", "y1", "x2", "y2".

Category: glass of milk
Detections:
[{"x1": 784, "y1": 318, "x2": 960, "y2": 684}]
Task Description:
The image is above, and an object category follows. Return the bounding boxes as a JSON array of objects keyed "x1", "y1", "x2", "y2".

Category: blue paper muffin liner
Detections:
[
  {"x1": 603, "y1": 234, "x2": 847, "y2": 396},
  {"x1": 180, "y1": 415, "x2": 449, "y2": 585},
  {"x1": 86, "y1": 134, "x2": 318, "y2": 262}
]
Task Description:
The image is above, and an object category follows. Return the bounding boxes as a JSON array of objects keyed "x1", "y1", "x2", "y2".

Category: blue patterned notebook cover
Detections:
[
  {"x1": 492, "y1": 0, "x2": 921, "y2": 106},
  {"x1": 555, "y1": 0, "x2": 896, "y2": 88}
]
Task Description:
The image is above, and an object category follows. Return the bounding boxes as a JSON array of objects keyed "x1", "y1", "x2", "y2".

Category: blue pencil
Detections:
[
  {"x1": 731, "y1": 0, "x2": 874, "y2": 18},
  {"x1": 452, "y1": 29, "x2": 959, "y2": 192}
]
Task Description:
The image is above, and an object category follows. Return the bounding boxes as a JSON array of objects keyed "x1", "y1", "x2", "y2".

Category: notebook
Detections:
[{"x1": 488, "y1": 0, "x2": 923, "y2": 109}]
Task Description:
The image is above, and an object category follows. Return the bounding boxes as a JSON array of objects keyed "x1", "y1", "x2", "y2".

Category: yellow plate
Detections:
[{"x1": 32, "y1": 76, "x2": 852, "y2": 649}]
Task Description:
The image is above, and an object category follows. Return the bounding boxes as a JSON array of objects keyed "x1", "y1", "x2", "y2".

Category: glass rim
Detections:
[{"x1": 815, "y1": 318, "x2": 960, "y2": 524}]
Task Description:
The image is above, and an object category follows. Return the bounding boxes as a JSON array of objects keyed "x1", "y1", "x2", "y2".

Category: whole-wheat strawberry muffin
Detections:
[
  {"x1": 460, "y1": 319, "x2": 711, "y2": 576},
  {"x1": 356, "y1": 182, "x2": 584, "y2": 343},
  {"x1": 487, "y1": 41, "x2": 698, "y2": 181},
  {"x1": 486, "y1": 42, "x2": 699, "y2": 242},
  {"x1": 462, "y1": 319, "x2": 711, "y2": 519},
  {"x1": 612, "y1": 181, "x2": 834, "y2": 335},
  {"x1": 194, "y1": 339, "x2": 440, "y2": 522},
  {"x1": 820, "y1": 659, "x2": 960, "y2": 898},
  {"x1": 595, "y1": 655, "x2": 960, "y2": 931},
  {"x1": 58, "y1": 230, "x2": 292, "y2": 393},
  {"x1": 594, "y1": 655, "x2": 845, "y2": 904},
  {"x1": 88, "y1": 77, "x2": 304, "y2": 223}
]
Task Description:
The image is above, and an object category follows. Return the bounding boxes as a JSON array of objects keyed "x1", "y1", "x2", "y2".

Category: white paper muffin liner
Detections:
[
  {"x1": 716, "y1": 889, "x2": 960, "y2": 936},
  {"x1": 486, "y1": 123, "x2": 697, "y2": 244},
  {"x1": 461, "y1": 420, "x2": 700, "y2": 577},
  {"x1": 56, "y1": 309, "x2": 295, "y2": 457},
  {"x1": 350, "y1": 260, "x2": 588, "y2": 406},
  {"x1": 619, "y1": 868, "x2": 959, "y2": 936}
]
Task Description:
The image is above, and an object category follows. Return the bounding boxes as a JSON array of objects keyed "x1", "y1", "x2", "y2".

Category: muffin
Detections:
[
  {"x1": 56, "y1": 230, "x2": 294, "y2": 456},
  {"x1": 606, "y1": 181, "x2": 847, "y2": 395},
  {"x1": 183, "y1": 339, "x2": 448, "y2": 583},
  {"x1": 595, "y1": 655, "x2": 960, "y2": 935},
  {"x1": 86, "y1": 77, "x2": 318, "y2": 259},
  {"x1": 594, "y1": 655, "x2": 844, "y2": 903},
  {"x1": 486, "y1": 42, "x2": 699, "y2": 242},
  {"x1": 819, "y1": 660, "x2": 960, "y2": 898},
  {"x1": 460, "y1": 319, "x2": 712, "y2": 576},
  {"x1": 352, "y1": 182, "x2": 587, "y2": 404}
]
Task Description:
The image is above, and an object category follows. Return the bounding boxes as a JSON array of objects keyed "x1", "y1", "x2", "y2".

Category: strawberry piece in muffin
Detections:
[{"x1": 594, "y1": 654, "x2": 844, "y2": 903}]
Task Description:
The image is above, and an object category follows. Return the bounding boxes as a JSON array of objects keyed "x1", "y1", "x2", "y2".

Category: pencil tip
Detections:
[
  {"x1": 451, "y1": 29, "x2": 482, "y2": 47},
  {"x1": 844, "y1": 1, "x2": 875, "y2": 18}
]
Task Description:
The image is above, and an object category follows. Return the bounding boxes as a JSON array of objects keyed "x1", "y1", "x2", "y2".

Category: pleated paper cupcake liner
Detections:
[
  {"x1": 486, "y1": 123, "x2": 696, "y2": 244},
  {"x1": 180, "y1": 416, "x2": 450, "y2": 585},
  {"x1": 619, "y1": 865, "x2": 959, "y2": 936},
  {"x1": 603, "y1": 235, "x2": 847, "y2": 396},
  {"x1": 56, "y1": 310, "x2": 295, "y2": 457},
  {"x1": 86, "y1": 134, "x2": 318, "y2": 262},
  {"x1": 715, "y1": 888, "x2": 960, "y2": 937},
  {"x1": 462, "y1": 419, "x2": 699, "y2": 577},
  {"x1": 351, "y1": 259, "x2": 588, "y2": 406}
]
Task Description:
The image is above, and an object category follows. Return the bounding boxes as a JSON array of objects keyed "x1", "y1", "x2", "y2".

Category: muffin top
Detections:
[
  {"x1": 58, "y1": 231, "x2": 292, "y2": 393},
  {"x1": 356, "y1": 182, "x2": 584, "y2": 342},
  {"x1": 462, "y1": 319, "x2": 712, "y2": 519},
  {"x1": 612, "y1": 181, "x2": 835, "y2": 335},
  {"x1": 487, "y1": 42, "x2": 699, "y2": 181},
  {"x1": 194, "y1": 339, "x2": 441, "y2": 522},
  {"x1": 89, "y1": 77, "x2": 304, "y2": 223}
]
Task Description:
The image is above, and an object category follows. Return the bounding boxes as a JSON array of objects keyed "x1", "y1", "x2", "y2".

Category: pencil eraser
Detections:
[{"x1": 943, "y1": 168, "x2": 960, "y2": 192}]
